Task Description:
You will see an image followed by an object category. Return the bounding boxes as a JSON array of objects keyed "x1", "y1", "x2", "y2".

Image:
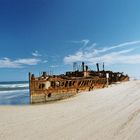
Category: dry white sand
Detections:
[{"x1": 0, "y1": 80, "x2": 140, "y2": 140}]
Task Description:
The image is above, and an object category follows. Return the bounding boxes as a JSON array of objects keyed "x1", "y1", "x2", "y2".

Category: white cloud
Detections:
[
  {"x1": 64, "y1": 40, "x2": 140, "y2": 65},
  {"x1": 64, "y1": 52, "x2": 83, "y2": 63},
  {"x1": 14, "y1": 58, "x2": 40, "y2": 65},
  {"x1": 32, "y1": 50, "x2": 41, "y2": 57},
  {"x1": 0, "y1": 57, "x2": 40, "y2": 68},
  {"x1": 0, "y1": 49, "x2": 49, "y2": 68},
  {"x1": 98, "y1": 40, "x2": 140, "y2": 54},
  {"x1": 88, "y1": 49, "x2": 139, "y2": 65},
  {"x1": 71, "y1": 39, "x2": 90, "y2": 47},
  {"x1": 42, "y1": 60, "x2": 48, "y2": 63},
  {"x1": 81, "y1": 39, "x2": 90, "y2": 46},
  {"x1": 0, "y1": 58, "x2": 21, "y2": 68}
]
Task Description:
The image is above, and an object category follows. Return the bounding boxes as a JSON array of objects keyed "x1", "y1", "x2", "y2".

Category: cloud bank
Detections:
[
  {"x1": 64, "y1": 40, "x2": 140, "y2": 65},
  {"x1": 0, "y1": 57, "x2": 40, "y2": 68},
  {"x1": 0, "y1": 50, "x2": 46, "y2": 68}
]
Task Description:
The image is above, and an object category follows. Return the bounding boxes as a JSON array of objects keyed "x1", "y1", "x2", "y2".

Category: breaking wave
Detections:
[
  {"x1": 0, "y1": 81, "x2": 29, "y2": 92},
  {"x1": 0, "y1": 81, "x2": 29, "y2": 105}
]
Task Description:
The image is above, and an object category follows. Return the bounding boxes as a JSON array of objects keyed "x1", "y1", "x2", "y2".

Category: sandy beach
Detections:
[{"x1": 0, "y1": 80, "x2": 140, "y2": 140}]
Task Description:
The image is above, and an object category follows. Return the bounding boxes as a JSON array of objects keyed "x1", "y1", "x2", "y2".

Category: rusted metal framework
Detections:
[{"x1": 29, "y1": 62, "x2": 129, "y2": 104}]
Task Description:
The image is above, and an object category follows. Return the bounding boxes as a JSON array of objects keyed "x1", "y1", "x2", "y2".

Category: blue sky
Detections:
[{"x1": 0, "y1": 0, "x2": 140, "y2": 81}]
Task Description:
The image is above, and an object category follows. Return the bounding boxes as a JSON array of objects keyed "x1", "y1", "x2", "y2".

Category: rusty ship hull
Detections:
[
  {"x1": 29, "y1": 76, "x2": 107, "y2": 103},
  {"x1": 29, "y1": 62, "x2": 129, "y2": 104}
]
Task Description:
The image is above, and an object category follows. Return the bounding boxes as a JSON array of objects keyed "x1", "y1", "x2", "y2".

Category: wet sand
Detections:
[{"x1": 0, "y1": 80, "x2": 140, "y2": 140}]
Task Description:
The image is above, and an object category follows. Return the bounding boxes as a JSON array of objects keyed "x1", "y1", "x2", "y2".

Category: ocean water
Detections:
[{"x1": 0, "y1": 81, "x2": 29, "y2": 105}]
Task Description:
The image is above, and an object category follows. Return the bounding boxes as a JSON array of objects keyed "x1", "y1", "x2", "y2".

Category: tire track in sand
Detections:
[{"x1": 114, "y1": 108, "x2": 140, "y2": 137}]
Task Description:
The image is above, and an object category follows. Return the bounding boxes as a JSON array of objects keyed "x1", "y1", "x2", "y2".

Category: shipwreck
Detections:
[{"x1": 29, "y1": 62, "x2": 129, "y2": 104}]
